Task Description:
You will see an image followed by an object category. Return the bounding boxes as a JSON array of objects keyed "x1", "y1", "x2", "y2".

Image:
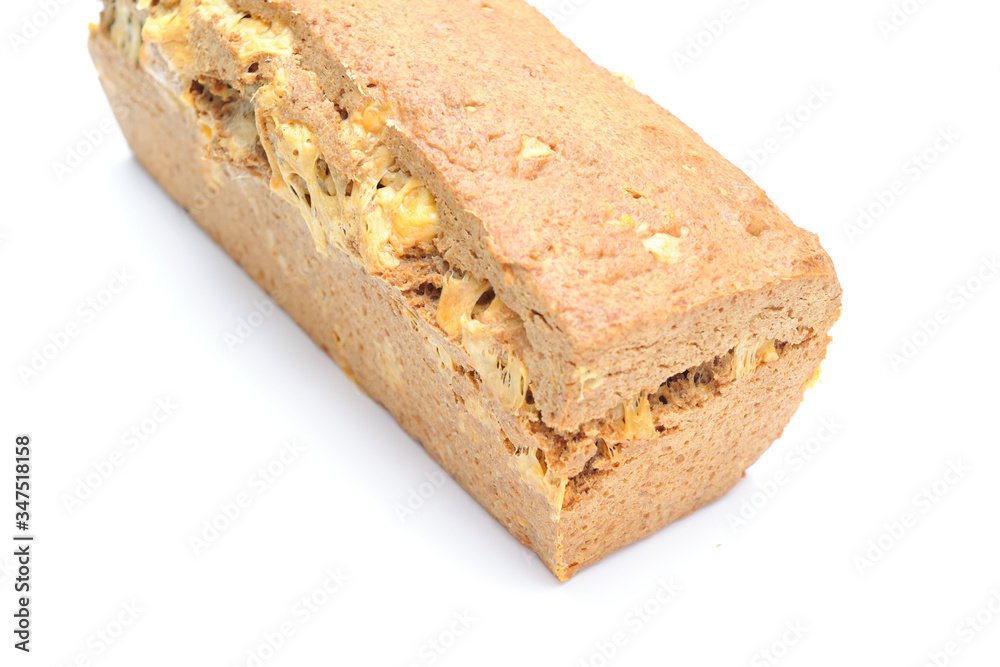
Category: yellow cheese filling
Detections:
[
  {"x1": 514, "y1": 446, "x2": 568, "y2": 515},
  {"x1": 117, "y1": 0, "x2": 440, "y2": 271},
  {"x1": 254, "y1": 82, "x2": 440, "y2": 269},
  {"x1": 731, "y1": 337, "x2": 780, "y2": 380},
  {"x1": 107, "y1": 0, "x2": 143, "y2": 64},
  {"x1": 613, "y1": 396, "x2": 655, "y2": 440},
  {"x1": 605, "y1": 337, "x2": 782, "y2": 443},
  {"x1": 103, "y1": 0, "x2": 529, "y2": 445},
  {"x1": 643, "y1": 233, "x2": 682, "y2": 263},
  {"x1": 437, "y1": 272, "x2": 529, "y2": 411},
  {"x1": 139, "y1": 0, "x2": 294, "y2": 71}
]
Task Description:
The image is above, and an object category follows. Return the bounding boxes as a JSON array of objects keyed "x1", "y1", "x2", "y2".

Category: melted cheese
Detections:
[
  {"x1": 462, "y1": 319, "x2": 529, "y2": 411},
  {"x1": 513, "y1": 446, "x2": 568, "y2": 514},
  {"x1": 376, "y1": 170, "x2": 441, "y2": 248},
  {"x1": 437, "y1": 274, "x2": 490, "y2": 337},
  {"x1": 613, "y1": 396, "x2": 655, "y2": 440},
  {"x1": 140, "y1": 0, "x2": 294, "y2": 74},
  {"x1": 643, "y1": 233, "x2": 682, "y2": 263},
  {"x1": 130, "y1": 0, "x2": 440, "y2": 271},
  {"x1": 437, "y1": 272, "x2": 530, "y2": 410},
  {"x1": 520, "y1": 136, "x2": 553, "y2": 160},
  {"x1": 110, "y1": 0, "x2": 144, "y2": 65},
  {"x1": 732, "y1": 338, "x2": 779, "y2": 380}
]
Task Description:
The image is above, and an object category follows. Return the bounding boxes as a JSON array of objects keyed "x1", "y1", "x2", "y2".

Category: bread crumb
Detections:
[
  {"x1": 611, "y1": 72, "x2": 635, "y2": 88},
  {"x1": 804, "y1": 364, "x2": 823, "y2": 390},
  {"x1": 609, "y1": 214, "x2": 636, "y2": 229},
  {"x1": 643, "y1": 233, "x2": 682, "y2": 263},
  {"x1": 520, "y1": 136, "x2": 553, "y2": 160},
  {"x1": 361, "y1": 102, "x2": 387, "y2": 133}
]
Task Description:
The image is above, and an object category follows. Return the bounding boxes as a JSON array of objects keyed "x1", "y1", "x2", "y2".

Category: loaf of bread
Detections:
[{"x1": 89, "y1": 0, "x2": 841, "y2": 579}]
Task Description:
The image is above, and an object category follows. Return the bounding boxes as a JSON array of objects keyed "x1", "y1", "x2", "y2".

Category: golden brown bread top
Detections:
[
  {"x1": 236, "y1": 0, "x2": 837, "y2": 342},
  {"x1": 118, "y1": 0, "x2": 841, "y2": 429}
]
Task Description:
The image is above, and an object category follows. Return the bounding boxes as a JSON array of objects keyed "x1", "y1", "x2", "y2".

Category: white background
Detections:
[{"x1": 2, "y1": 0, "x2": 999, "y2": 665}]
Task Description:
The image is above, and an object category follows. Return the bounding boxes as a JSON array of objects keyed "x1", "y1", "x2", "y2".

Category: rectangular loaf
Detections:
[{"x1": 90, "y1": 0, "x2": 841, "y2": 579}]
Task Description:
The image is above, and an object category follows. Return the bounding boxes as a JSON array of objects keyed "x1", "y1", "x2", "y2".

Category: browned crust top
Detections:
[{"x1": 243, "y1": 0, "x2": 837, "y2": 341}]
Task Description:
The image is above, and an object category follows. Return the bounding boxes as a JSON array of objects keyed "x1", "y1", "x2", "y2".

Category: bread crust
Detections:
[{"x1": 232, "y1": 0, "x2": 842, "y2": 428}]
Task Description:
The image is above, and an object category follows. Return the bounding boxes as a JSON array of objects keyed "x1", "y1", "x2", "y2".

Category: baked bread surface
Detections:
[
  {"x1": 90, "y1": 0, "x2": 841, "y2": 579},
  {"x1": 231, "y1": 0, "x2": 840, "y2": 429}
]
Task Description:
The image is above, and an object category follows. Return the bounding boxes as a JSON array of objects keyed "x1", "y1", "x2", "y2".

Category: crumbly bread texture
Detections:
[{"x1": 90, "y1": 0, "x2": 841, "y2": 579}]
